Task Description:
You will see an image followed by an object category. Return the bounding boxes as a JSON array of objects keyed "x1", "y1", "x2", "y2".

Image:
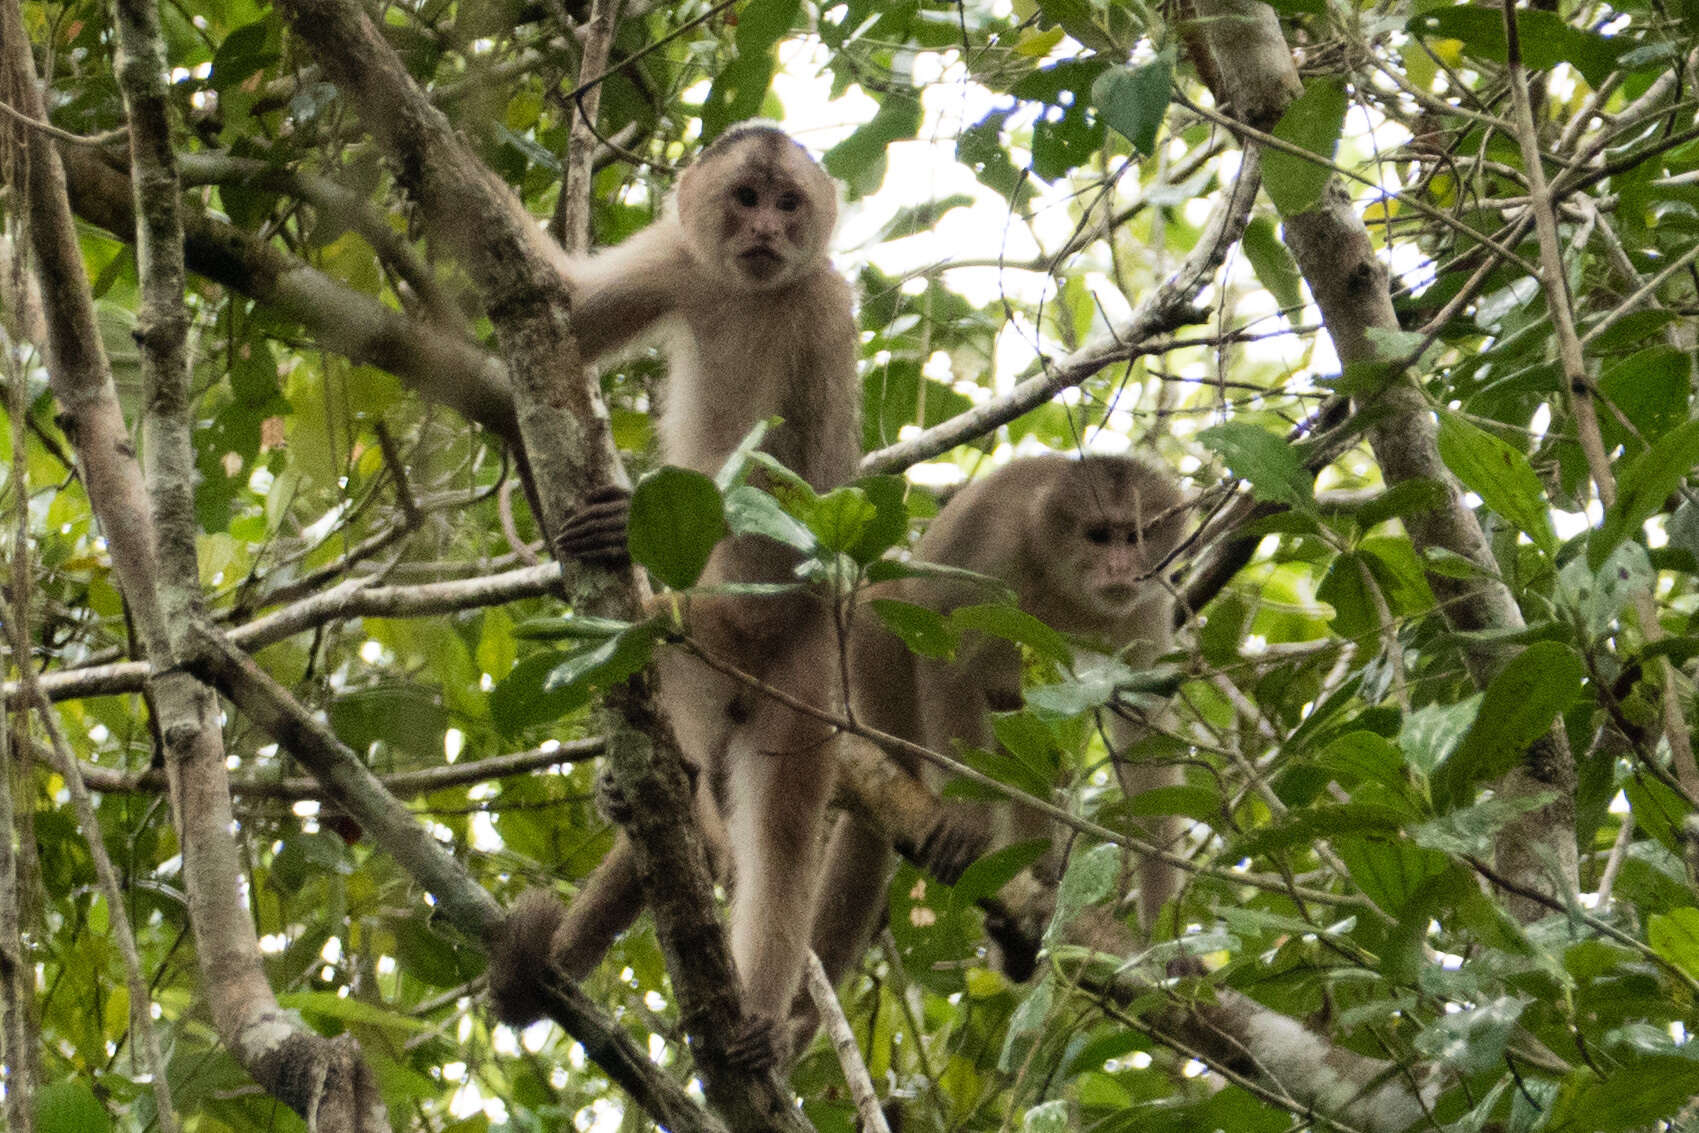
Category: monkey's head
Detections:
[
  {"x1": 678, "y1": 121, "x2": 838, "y2": 291},
  {"x1": 1036, "y1": 456, "x2": 1188, "y2": 625}
]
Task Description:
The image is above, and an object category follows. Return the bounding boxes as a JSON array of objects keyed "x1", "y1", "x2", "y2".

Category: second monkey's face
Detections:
[
  {"x1": 679, "y1": 129, "x2": 837, "y2": 291},
  {"x1": 1041, "y1": 460, "x2": 1187, "y2": 626}
]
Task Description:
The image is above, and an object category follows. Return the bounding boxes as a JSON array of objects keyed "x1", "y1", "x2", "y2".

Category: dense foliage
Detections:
[{"x1": 3, "y1": 0, "x2": 1699, "y2": 1131}]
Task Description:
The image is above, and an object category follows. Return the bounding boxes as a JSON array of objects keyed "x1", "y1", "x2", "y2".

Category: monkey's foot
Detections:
[
  {"x1": 917, "y1": 801, "x2": 992, "y2": 886},
  {"x1": 489, "y1": 889, "x2": 568, "y2": 1026},
  {"x1": 724, "y1": 1012, "x2": 787, "y2": 1073},
  {"x1": 555, "y1": 485, "x2": 632, "y2": 565}
]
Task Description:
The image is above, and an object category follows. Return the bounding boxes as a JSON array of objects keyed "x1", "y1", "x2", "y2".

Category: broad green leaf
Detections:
[
  {"x1": 1546, "y1": 1055, "x2": 1699, "y2": 1132},
  {"x1": 1241, "y1": 215, "x2": 1304, "y2": 314},
  {"x1": 1411, "y1": 792, "x2": 1559, "y2": 856},
  {"x1": 1316, "y1": 731, "x2": 1408, "y2": 792},
  {"x1": 824, "y1": 92, "x2": 923, "y2": 200},
  {"x1": 1412, "y1": 996, "x2": 1527, "y2": 1075},
  {"x1": 542, "y1": 624, "x2": 659, "y2": 700},
  {"x1": 36, "y1": 1082, "x2": 112, "y2": 1133},
  {"x1": 712, "y1": 419, "x2": 772, "y2": 490},
  {"x1": 998, "y1": 973, "x2": 1054, "y2": 1072},
  {"x1": 1598, "y1": 348, "x2": 1689, "y2": 450},
  {"x1": 1318, "y1": 551, "x2": 1376, "y2": 639},
  {"x1": 953, "y1": 839, "x2": 1048, "y2": 906},
  {"x1": 1560, "y1": 540, "x2": 1653, "y2": 640},
  {"x1": 1232, "y1": 802, "x2": 1407, "y2": 859},
  {"x1": 1263, "y1": 78, "x2": 1347, "y2": 215},
  {"x1": 1590, "y1": 417, "x2": 1699, "y2": 569},
  {"x1": 701, "y1": 0, "x2": 801, "y2": 140},
  {"x1": 870, "y1": 598, "x2": 957, "y2": 660},
  {"x1": 1433, "y1": 642, "x2": 1583, "y2": 811},
  {"x1": 280, "y1": 989, "x2": 433, "y2": 1032},
  {"x1": 950, "y1": 602, "x2": 1073, "y2": 663},
  {"x1": 1199, "y1": 421, "x2": 1315, "y2": 510},
  {"x1": 1045, "y1": 842, "x2": 1120, "y2": 946},
  {"x1": 1090, "y1": 52, "x2": 1173, "y2": 155},
  {"x1": 723, "y1": 484, "x2": 818, "y2": 554},
  {"x1": 628, "y1": 466, "x2": 725, "y2": 590},
  {"x1": 1436, "y1": 411, "x2": 1556, "y2": 554},
  {"x1": 844, "y1": 475, "x2": 910, "y2": 564},
  {"x1": 1356, "y1": 478, "x2": 1448, "y2": 530},
  {"x1": 1648, "y1": 907, "x2": 1699, "y2": 980},
  {"x1": 1409, "y1": 7, "x2": 1632, "y2": 88}
]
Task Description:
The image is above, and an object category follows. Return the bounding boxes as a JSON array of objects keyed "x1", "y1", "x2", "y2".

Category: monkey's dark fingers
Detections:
[
  {"x1": 724, "y1": 1013, "x2": 787, "y2": 1073},
  {"x1": 917, "y1": 801, "x2": 992, "y2": 886},
  {"x1": 555, "y1": 486, "x2": 633, "y2": 563},
  {"x1": 982, "y1": 900, "x2": 1044, "y2": 984}
]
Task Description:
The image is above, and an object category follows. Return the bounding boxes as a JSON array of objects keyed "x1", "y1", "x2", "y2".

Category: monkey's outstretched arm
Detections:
[{"x1": 562, "y1": 225, "x2": 691, "y2": 359}]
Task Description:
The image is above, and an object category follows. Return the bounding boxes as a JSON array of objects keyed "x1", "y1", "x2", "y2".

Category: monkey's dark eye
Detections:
[
  {"x1": 777, "y1": 193, "x2": 800, "y2": 212},
  {"x1": 734, "y1": 186, "x2": 759, "y2": 207},
  {"x1": 1085, "y1": 526, "x2": 1111, "y2": 545},
  {"x1": 1125, "y1": 531, "x2": 1139, "y2": 544}
]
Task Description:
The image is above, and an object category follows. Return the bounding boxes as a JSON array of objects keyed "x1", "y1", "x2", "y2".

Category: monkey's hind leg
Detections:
[{"x1": 719, "y1": 704, "x2": 838, "y2": 1071}]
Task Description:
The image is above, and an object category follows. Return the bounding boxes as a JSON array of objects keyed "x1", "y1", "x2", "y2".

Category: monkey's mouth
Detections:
[
  {"x1": 1095, "y1": 584, "x2": 1137, "y2": 611},
  {"x1": 738, "y1": 247, "x2": 784, "y2": 278}
]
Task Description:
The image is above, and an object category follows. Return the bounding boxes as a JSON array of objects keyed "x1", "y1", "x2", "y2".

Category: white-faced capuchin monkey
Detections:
[
  {"x1": 489, "y1": 122, "x2": 973, "y2": 1068},
  {"x1": 803, "y1": 453, "x2": 1190, "y2": 1022}
]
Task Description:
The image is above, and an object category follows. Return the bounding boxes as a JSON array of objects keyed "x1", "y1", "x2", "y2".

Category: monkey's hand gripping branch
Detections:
[{"x1": 554, "y1": 484, "x2": 633, "y2": 566}]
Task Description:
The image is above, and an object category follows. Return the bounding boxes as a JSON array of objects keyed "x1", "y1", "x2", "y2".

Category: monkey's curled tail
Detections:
[{"x1": 488, "y1": 889, "x2": 568, "y2": 1026}]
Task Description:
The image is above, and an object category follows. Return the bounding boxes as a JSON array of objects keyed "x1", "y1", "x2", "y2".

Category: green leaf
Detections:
[
  {"x1": 1090, "y1": 52, "x2": 1173, "y2": 155},
  {"x1": 1263, "y1": 78, "x2": 1347, "y2": 215},
  {"x1": 280, "y1": 989, "x2": 433, "y2": 1032},
  {"x1": 1241, "y1": 215, "x2": 1304, "y2": 314},
  {"x1": 1199, "y1": 421, "x2": 1315, "y2": 510},
  {"x1": 628, "y1": 466, "x2": 726, "y2": 590},
  {"x1": 701, "y1": 0, "x2": 802, "y2": 140},
  {"x1": 1432, "y1": 642, "x2": 1582, "y2": 811},
  {"x1": 542, "y1": 625, "x2": 659, "y2": 700},
  {"x1": 1436, "y1": 410, "x2": 1556, "y2": 555},
  {"x1": 950, "y1": 602, "x2": 1073, "y2": 663},
  {"x1": 1598, "y1": 348, "x2": 1689, "y2": 450},
  {"x1": 807, "y1": 485, "x2": 877, "y2": 554},
  {"x1": 36, "y1": 1081, "x2": 112, "y2": 1133},
  {"x1": 844, "y1": 475, "x2": 909, "y2": 564},
  {"x1": 1547, "y1": 1055, "x2": 1699, "y2": 1132},
  {"x1": 1648, "y1": 907, "x2": 1699, "y2": 980},
  {"x1": 1356, "y1": 478, "x2": 1448, "y2": 529},
  {"x1": 1023, "y1": 1099, "x2": 1072, "y2": 1133},
  {"x1": 998, "y1": 972, "x2": 1055, "y2": 1071},
  {"x1": 1412, "y1": 996, "x2": 1527, "y2": 1075},
  {"x1": 1317, "y1": 551, "x2": 1376, "y2": 639},
  {"x1": 1411, "y1": 792, "x2": 1559, "y2": 856},
  {"x1": 1232, "y1": 803, "x2": 1408, "y2": 859},
  {"x1": 1589, "y1": 417, "x2": 1699, "y2": 569},
  {"x1": 1045, "y1": 842, "x2": 1120, "y2": 946},
  {"x1": 1315, "y1": 731, "x2": 1408, "y2": 792},
  {"x1": 723, "y1": 484, "x2": 818, "y2": 554},
  {"x1": 870, "y1": 598, "x2": 957, "y2": 660},
  {"x1": 1408, "y1": 7, "x2": 1632, "y2": 88},
  {"x1": 824, "y1": 92, "x2": 923, "y2": 199},
  {"x1": 712, "y1": 419, "x2": 772, "y2": 490},
  {"x1": 953, "y1": 839, "x2": 1048, "y2": 906}
]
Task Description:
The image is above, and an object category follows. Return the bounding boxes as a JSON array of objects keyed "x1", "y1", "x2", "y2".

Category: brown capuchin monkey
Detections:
[
  {"x1": 802, "y1": 453, "x2": 1190, "y2": 1034},
  {"x1": 489, "y1": 122, "x2": 975, "y2": 1068}
]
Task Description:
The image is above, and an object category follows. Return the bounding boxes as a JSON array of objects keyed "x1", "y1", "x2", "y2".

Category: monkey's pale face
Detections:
[
  {"x1": 1042, "y1": 462, "x2": 1186, "y2": 625},
  {"x1": 680, "y1": 136, "x2": 835, "y2": 291}
]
